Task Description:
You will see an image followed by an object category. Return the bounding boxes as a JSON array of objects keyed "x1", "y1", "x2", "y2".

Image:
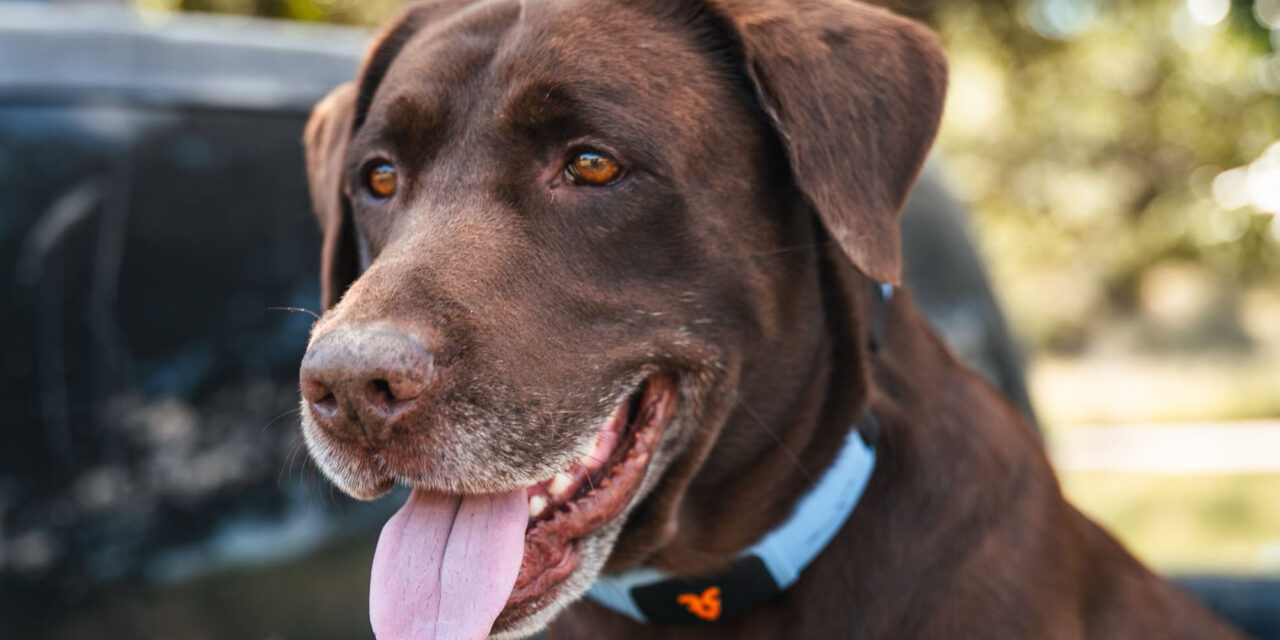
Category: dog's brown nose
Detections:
[{"x1": 299, "y1": 327, "x2": 434, "y2": 442}]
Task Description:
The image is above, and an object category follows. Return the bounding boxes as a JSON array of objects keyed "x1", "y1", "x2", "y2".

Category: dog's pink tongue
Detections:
[{"x1": 370, "y1": 487, "x2": 526, "y2": 640}]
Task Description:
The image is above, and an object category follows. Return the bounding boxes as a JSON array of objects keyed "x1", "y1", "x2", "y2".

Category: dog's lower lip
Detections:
[{"x1": 496, "y1": 374, "x2": 677, "y2": 626}]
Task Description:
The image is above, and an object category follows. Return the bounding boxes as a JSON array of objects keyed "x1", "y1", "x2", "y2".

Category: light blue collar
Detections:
[{"x1": 584, "y1": 420, "x2": 877, "y2": 624}]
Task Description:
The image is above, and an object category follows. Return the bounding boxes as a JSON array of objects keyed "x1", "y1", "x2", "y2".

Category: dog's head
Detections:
[{"x1": 298, "y1": 0, "x2": 945, "y2": 636}]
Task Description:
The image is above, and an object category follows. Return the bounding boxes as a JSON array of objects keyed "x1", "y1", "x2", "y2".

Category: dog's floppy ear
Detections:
[
  {"x1": 711, "y1": 0, "x2": 947, "y2": 283},
  {"x1": 303, "y1": 81, "x2": 359, "y2": 311}
]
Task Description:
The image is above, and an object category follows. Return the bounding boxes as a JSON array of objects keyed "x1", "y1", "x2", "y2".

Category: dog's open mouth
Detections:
[
  {"x1": 500, "y1": 374, "x2": 676, "y2": 623},
  {"x1": 367, "y1": 374, "x2": 677, "y2": 639}
]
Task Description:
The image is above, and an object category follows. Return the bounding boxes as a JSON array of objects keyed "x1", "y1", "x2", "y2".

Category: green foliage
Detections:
[
  {"x1": 929, "y1": 0, "x2": 1280, "y2": 352},
  {"x1": 134, "y1": 0, "x2": 403, "y2": 25}
]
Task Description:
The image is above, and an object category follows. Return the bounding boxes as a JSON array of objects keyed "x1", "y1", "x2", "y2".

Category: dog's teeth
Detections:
[
  {"x1": 581, "y1": 429, "x2": 618, "y2": 473},
  {"x1": 529, "y1": 494, "x2": 547, "y2": 519},
  {"x1": 606, "y1": 401, "x2": 628, "y2": 431},
  {"x1": 548, "y1": 472, "x2": 575, "y2": 498}
]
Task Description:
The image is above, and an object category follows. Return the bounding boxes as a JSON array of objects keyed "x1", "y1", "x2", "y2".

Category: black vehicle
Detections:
[{"x1": 0, "y1": 5, "x2": 1273, "y2": 639}]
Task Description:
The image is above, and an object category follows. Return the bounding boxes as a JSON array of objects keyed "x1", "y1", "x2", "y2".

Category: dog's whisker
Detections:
[
  {"x1": 263, "y1": 406, "x2": 302, "y2": 433},
  {"x1": 308, "y1": 461, "x2": 327, "y2": 509},
  {"x1": 734, "y1": 391, "x2": 816, "y2": 485},
  {"x1": 752, "y1": 240, "x2": 834, "y2": 257},
  {"x1": 267, "y1": 305, "x2": 321, "y2": 320},
  {"x1": 579, "y1": 453, "x2": 609, "y2": 466},
  {"x1": 304, "y1": 459, "x2": 319, "y2": 508},
  {"x1": 315, "y1": 464, "x2": 335, "y2": 510},
  {"x1": 279, "y1": 435, "x2": 304, "y2": 486}
]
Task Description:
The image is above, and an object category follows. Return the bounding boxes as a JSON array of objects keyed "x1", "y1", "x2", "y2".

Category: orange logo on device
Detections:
[{"x1": 676, "y1": 586, "x2": 722, "y2": 621}]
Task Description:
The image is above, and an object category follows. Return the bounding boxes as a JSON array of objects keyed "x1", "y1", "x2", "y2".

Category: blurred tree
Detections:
[
  {"x1": 923, "y1": 0, "x2": 1280, "y2": 353},
  {"x1": 135, "y1": 0, "x2": 402, "y2": 24}
]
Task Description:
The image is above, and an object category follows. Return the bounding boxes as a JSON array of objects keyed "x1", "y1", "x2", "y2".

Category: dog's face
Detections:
[{"x1": 299, "y1": 0, "x2": 945, "y2": 636}]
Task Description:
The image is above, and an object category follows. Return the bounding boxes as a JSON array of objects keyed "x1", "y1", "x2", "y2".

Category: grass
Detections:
[{"x1": 1059, "y1": 471, "x2": 1280, "y2": 574}]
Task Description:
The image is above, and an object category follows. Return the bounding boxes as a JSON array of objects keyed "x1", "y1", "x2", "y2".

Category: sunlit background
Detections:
[{"x1": 1, "y1": 0, "x2": 1277, "y2": 637}]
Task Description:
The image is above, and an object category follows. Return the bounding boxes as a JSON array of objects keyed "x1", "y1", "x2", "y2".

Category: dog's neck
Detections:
[
  {"x1": 556, "y1": 245, "x2": 1061, "y2": 638},
  {"x1": 641, "y1": 243, "x2": 897, "y2": 572},
  {"x1": 582, "y1": 279, "x2": 890, "y2": 623}
]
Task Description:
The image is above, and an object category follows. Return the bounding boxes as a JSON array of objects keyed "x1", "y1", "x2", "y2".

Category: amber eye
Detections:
[
  {"x1": 566, "y1": 151, "x2": 622, "y2": 185},
  {"x1": 366, "y1": 163, "x2": 397, "y2": 198}
]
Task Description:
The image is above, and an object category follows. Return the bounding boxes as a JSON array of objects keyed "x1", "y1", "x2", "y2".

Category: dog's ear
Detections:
[
  {"x1": 303, "y1": 81, "x2": 359, "y2": 311},
  {"x1": 711, "y1": 0, "x2": 947, "y2": 283}
]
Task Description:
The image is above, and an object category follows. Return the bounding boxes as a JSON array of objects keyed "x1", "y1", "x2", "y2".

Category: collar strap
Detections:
[
  {"x1": 583, "y1": 283, "x2": 892, "y2": 625},
  {"x1": 584, "y1": 422, "x2": 876, "y2": 623}
]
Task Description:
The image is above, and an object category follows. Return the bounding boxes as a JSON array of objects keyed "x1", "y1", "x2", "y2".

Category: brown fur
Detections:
[{"x1": 299, "y1": 0, "x2": 1246, "y2": 637}]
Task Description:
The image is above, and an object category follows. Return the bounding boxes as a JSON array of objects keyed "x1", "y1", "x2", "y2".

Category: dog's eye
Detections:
[
  {"x1": 565, "y1": 151, "x2": 622, "y2": 186},
  {"x1": 366, "y1": 162, "x2": 398, "y2": 198}
]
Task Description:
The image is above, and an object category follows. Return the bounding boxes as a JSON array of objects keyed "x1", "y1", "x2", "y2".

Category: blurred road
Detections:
[{"x1": 1050, "y1": 421, "x2": 1280, "y2": 473}]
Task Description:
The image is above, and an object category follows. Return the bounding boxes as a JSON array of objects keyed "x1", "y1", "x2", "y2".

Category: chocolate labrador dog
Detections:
[{"x1": 297, "y1": 0, "x2": 1245, "y2": 638}]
